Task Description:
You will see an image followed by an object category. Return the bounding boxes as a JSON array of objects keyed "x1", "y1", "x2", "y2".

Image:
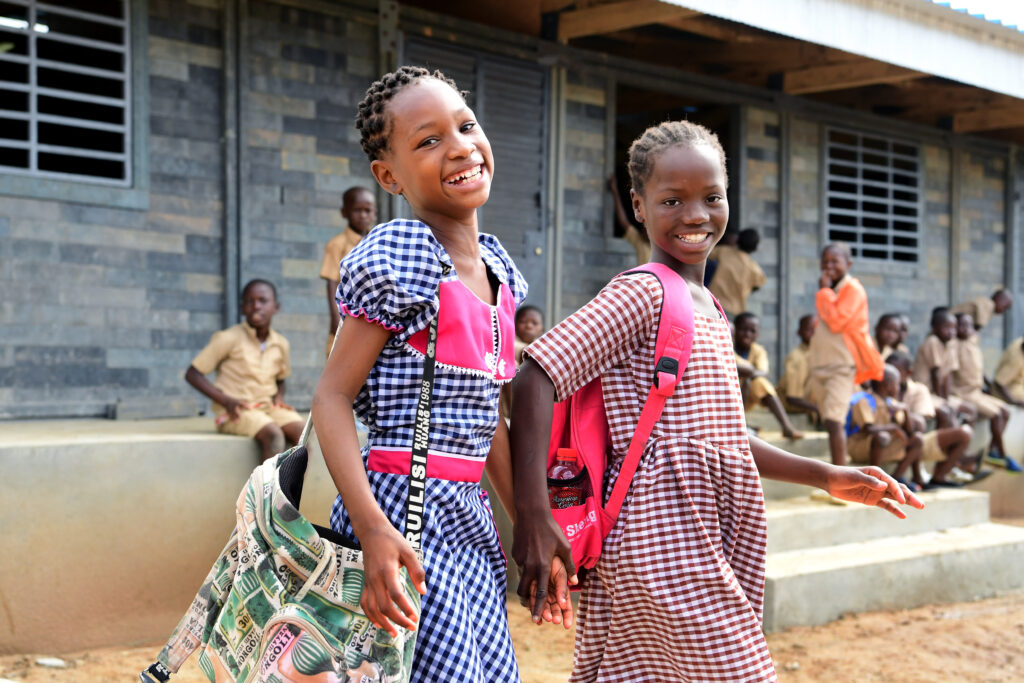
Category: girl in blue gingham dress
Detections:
[{"x1": 312, "y1": 66, "x2": 526, "y2": 681}]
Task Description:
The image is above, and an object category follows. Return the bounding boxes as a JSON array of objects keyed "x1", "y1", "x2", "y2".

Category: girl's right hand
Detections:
[{"x1": 358, "y1": 522, "x2": 427, "y2": 637}]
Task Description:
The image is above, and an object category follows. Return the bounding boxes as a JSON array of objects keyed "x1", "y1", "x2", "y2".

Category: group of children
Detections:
[
  {"x1": 770, "y1": 279, "x2": 1022, "y2": 490},
  {"x1": 182, "y1": 66, "x2": 929, "y2": 682}
]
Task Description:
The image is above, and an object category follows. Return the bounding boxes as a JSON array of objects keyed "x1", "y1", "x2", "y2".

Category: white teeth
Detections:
[
  {"x1": 677, "y1": 233, "x2": 708, "y2": 243},
  {"x1": 446, "y1": 166, "x2": 481, "y2": 184}
]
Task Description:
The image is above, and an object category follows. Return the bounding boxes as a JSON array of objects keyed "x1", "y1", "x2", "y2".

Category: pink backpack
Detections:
[{"x1": 547, "y1": 262, "x2": 712, "y2": 574}]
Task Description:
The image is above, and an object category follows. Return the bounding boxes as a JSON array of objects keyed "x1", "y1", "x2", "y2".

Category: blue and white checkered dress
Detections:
[{"x1": 329, "y1": 219, "x2": 526, "y2": 682}]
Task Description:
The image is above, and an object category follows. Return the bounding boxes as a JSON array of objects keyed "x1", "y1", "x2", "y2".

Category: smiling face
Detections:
[
  {"x1": 370, "y1": 78, "x2": 493, "y2": 228},
  {"x1": 734, "y1": 315, "x2": 759, "y2": 351},
  {"x1": 820, "y1": 246, "x2": 851, "y2": 285},
  {"x1": 630, "y1": 143, "x2": 728, "y2": 280}
]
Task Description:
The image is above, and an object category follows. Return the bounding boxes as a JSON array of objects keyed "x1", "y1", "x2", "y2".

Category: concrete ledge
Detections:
[
  {"x1": 766, "y1": 489, "x2": 991, "y2": 553},
  {"x1": 0, "y1": 418, "x2": 344, "y2": 655},
  {"x1": 763, "y1": 523, "x2": 1024, "y2": 632}
]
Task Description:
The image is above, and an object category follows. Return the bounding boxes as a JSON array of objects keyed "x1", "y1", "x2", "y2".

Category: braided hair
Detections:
[
  {"x1": 355, "y1": 66, "x2": 465, "y2": 162},
  {"x1": 626, "y1": 120, "x2": 727, "y2": 196}
]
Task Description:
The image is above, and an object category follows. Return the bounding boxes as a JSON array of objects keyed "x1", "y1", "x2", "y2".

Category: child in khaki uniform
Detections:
[
  {"x1": 874, "y1": 312, "x2": 909, "y2": 360},
  {"x1": 777, "y1": 314, "x2": 819, "y2": 416},
  {"x1": 733, "y1": 313, "x2": 803, "y2": 439},
  {"x1": 953, "y1": 313, "x2": 1020, "y2": 472},
  {"x1": 808, "y1": 243, "x2": 884, "y2": 466},
  {"x1": 320, "y1": 187, "x2": 377, "y2": 359},
  {"x1": 994, "y1": 337, "x2": 1024, "y2": 406},
  {"x1": 887, "y1": 351, "x2": 979, "y2": 486},
  {"x1": 847, "y1": 366, "x2": 922, "y2": 488},
  {"x1": 186, "y1": 279, "x2": 303, "y2": 461},
  {"x1": 912, "y1": 310, "x2": 974, "y2": 422},
  {"x1": 950, "y1": 288, "x2": 1013, "y2": 331},
  {"x1": 707, "y1": 228, "x2": 766, "y2": 317}
]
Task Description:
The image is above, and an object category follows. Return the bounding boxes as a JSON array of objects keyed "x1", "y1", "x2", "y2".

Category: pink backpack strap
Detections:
[{"x1": 604, "y1": 263, "x2": 698, "y2": 520}]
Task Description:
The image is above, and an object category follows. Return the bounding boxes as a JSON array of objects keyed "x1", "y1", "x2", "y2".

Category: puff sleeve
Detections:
[{"x1": 334, "y1": 221, "x2": 441, "y2": 339}]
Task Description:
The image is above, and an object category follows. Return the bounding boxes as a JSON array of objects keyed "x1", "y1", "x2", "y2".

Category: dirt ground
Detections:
[{"x1": 3, "y1": 591, "x2": 1024, "y2": 682}]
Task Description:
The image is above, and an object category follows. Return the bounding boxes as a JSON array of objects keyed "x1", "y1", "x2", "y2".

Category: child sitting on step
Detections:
[
  {"x1": 777, "y1": 313, "x2": 819, "y2": 419},
  {"x1": 846, "y1": 365, "x2": 922, "y2": 489},
  {"x1": 733, "y1": 312, "x2": 803, "y2": 439}
]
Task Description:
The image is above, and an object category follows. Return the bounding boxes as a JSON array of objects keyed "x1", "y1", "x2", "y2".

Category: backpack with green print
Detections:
[{"x1": 140, "y1": 445, "x2": 421, "y2": 683}]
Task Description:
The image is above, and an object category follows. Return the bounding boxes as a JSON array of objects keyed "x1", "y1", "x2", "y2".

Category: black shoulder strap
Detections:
[{"x1": 404, "y1": 263, "x2": 450, "y2": 549}]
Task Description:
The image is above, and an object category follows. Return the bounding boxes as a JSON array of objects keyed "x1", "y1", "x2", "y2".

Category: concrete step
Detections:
[
  {"x1": 763, "y1": 522, "x2": 1024, "y2": 632},
  {"x1": 765, "y1": 488, "x2": 990, "y2": 553},
  {"x1": 746, "y1": 409, "x2": 818, "y2": 434}
]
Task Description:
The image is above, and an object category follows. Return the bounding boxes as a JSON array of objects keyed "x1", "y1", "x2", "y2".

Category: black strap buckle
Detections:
[
  {"x1": 140, "y1": 662, "x2": 171, "y2": 682},
  {"x1": 653, "y1": 356, "x2": 679, "y2": 387}
]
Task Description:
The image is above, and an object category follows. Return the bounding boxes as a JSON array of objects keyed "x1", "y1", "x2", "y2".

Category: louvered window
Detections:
[
  {"x1": 0, "y1": 0, "x2": 131, "y2": 184},
  {"x1": 824, "y1": 128, "x2": 921, "y2": 262}
]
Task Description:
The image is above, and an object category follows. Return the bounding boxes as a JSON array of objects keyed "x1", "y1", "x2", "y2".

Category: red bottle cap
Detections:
[{"x1": 556, "y1": 447, "x2": 578, "y2": 462}]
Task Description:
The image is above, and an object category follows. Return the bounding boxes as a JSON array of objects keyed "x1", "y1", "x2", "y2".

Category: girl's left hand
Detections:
[{"x1": 825, "y1": 465, "x2": 925, "y2": 518}]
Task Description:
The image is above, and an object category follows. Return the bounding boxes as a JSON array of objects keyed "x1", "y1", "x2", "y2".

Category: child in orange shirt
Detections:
[{"x1": 807, "y1": 243, "x2": 884, "y2": 465}]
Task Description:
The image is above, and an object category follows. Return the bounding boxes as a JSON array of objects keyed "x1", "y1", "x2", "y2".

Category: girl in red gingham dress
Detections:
[{"x1": 510, "y1": 120, "x2": 924, "y2": 682}]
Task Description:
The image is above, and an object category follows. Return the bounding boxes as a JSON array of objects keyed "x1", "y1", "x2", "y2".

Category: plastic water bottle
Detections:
[{"x1": 548, "y1": 448, "x2": 583, "y2": 509}]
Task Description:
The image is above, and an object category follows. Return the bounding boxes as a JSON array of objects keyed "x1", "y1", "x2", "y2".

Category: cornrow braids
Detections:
[
  {"x1": 355, "y1": 65, "x2": 465, "y2": 162},
  {"x1": 626, "y1": 120, "x2": 727, "y2": 196}
]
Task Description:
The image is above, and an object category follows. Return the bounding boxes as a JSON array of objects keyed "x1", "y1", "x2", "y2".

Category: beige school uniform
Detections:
[
  {"x1": 777, "y1": 343, "x2": 810, "y2": 411},
  {"x1": 901, "y1": 379, "x2": 944, "y2": 462},
  {"x1": 878, "y1": 342, "x2": 909, "y2": 361},
  {"x1": 735, "y1": 341, "x2": 777, "y2": 411},
  {"x1": 847, "y1": 391, "x2": 905, "y2": 464},
  {"x1": 708, "y1": 244, "x2": 766, "y2": 316},
  {"x1": 912, "y1": 335, "x2": 967, "y2": 412},
  {"x1": 951, "y1": 297, "x2": 996, "y2": 330},
  {"x1": 954, "y1": 334, "x2": 1007, "y2": 419},
  {"x1": 320, "y1": 226, "x2": 367, "y2": 358},
  {"x1": 191, "y1": 322, "x2": 302, "y2": 438},
  {"x1": 995, "y1": 337, "x2": 1024, "y2": 403},
  {"x1": 808, "y1": 276, "x2": 857, "y2": 423}
]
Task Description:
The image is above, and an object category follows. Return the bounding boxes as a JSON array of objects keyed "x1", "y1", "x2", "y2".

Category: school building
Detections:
[{"x1": 1, "y1": 0, "x2": 1023, "y2": 419}]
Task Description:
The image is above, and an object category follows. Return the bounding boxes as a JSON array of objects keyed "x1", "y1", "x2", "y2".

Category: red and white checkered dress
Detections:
[{"x1": 526, "y1": 272, "x2": 777, "y2": 682}]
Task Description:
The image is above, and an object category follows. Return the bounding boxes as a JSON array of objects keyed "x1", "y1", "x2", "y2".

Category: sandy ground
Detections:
[{"x1": 3, "y1": 591, "x2": 1024, "y2": 682}]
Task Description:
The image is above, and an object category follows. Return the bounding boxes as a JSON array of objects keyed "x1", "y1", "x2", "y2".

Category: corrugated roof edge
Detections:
[{"x1": 931, "y1": 1, "x2": 1023, "y2": 33}]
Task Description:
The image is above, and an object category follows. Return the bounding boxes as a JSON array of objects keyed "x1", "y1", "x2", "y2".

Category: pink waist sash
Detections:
[{"x1": 367, "y1": 446, "x2": 486, "y2": 483}]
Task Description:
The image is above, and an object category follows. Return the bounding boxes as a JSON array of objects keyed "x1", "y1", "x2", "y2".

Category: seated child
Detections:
[
  {"x1": 898, "y1": 313, "x2": 912, "y2": 354},
  {"x1": 912, "y1": 309, "x2": 975, "y2": 423},
  {"x1": 185, "y1": 279, "x2": 304, "y2": 461},
  {"x1": 846, "y1": 365, "x2": 922, "y2": 488},
  {"x1": 777, "y1": 313, "x2": 819, "y2": 416},
  {"x1": 994, "y1": 336, "x2": 1024, "y2": 407},
  {"x1": 887, "y1": 352, "x2": 977, "y2": 486},
  {"x1": 953, "y1": 313, "x2": 1020, "y2": 472},
  {"x1": 951, "y1": 288, "x2": 1013, "y2": 331},
  {"x1": 875, "y1": 312, "x2": 908, "y2": 360},
  {"x1": 733, "y1": 312, "x2": 803, "y2": 439},
  {"x1": 320, "y1": 186, "x2": 377, "y2": 360},
  {"x1": 808, "y1": 242, "x2": 884, "y2": 466},
  {"x1": 708, "y1": 227, "x2": 766, "y2": 317}
]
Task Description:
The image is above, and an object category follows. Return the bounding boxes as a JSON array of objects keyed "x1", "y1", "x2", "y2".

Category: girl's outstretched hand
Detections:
[
  {"x1": 825, "y1": 465, "x2": 925, "y2": 518},
  {"x1": 358, "y1": 522, "x2": 427, "y2": 637}
]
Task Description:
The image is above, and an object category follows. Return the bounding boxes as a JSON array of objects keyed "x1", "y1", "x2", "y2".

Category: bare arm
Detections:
[
  {"x1": 312, "y1": 315, "x2": 426, "y2": 635},
  {"x1": 510, "y1": 358, "x2": 576, "y2": 624},
  {"x1": 185, "y1": 365, "x2": 250, "y2": 419},
  {"x1": 326, "y1": 279, "x2": 341, "y2": 335},
  {"x1": 749, "y1": 435, "x2": 922, "y2": 517},
  {"x1": 485, "y1": 415, "x2": 516, "y2": 523}
]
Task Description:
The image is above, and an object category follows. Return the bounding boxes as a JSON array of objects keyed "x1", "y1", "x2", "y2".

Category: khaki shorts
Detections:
[
  {"x1": 848, "y1": 431, "x2": 905, "y2": 464},
  {"x1": 216, "y1": 404, "x2": 304, "y2": 438},
  {"x1": 744, "y1": 376, "x2": 777, "y2": 411},
  {"x1": 808, "y1": 365, "x2": 856, "y2": 423},
  {"x1": 921, "y1": 431, "x2": 944, "y2": 462},
  {"x1": 957, "y1": 389, "x2": 1007, "y2": 420},
  {"x1": 931, "y1": 393, "x2": 968, "y2": 413}
]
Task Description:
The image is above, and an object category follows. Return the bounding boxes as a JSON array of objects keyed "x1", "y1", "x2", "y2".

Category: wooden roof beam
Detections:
[
  {"x1": 557, "y1": 1, "x2": 701, "y2": 42},
  {"x1": 783, "y1": 60, "x2": 925, "y2": 94},
  {"x1": 661, "y1": 15, "x2": 767, "y2": 42},
  {"x1": 953, "y1": 105, "x2": 1024, "y2": 133}
]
